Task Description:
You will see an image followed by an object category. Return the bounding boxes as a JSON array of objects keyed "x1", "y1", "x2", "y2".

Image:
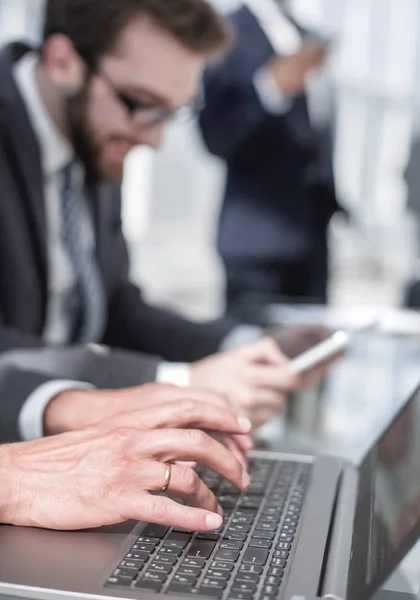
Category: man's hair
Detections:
[{"x1": 43, "y1": 0, "x2": 230, "y2": 66}]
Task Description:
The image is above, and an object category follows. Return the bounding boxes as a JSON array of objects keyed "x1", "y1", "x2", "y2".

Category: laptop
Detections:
[{"x1": 1, "y1": 383, "x2": 420, "y2": 600}]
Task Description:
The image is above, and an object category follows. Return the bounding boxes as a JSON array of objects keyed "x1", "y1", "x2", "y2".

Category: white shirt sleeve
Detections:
[
  {"x1": 19, "y1": 380, "x2": 95, "y2": 441},
  {"x1": 19, "y1": 361, "x2": 191, "y2": 442},
  {"x1": 156, "y1": 362, "x2": 191, "y2": 388},
  {"x1": 253, "y1": 67, "x2": 294, "y2": 115}
]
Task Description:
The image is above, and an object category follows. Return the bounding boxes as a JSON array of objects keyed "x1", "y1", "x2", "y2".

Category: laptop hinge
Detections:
[{"x1": 320, "y1": 464, "x2": 359, "y2": 600}]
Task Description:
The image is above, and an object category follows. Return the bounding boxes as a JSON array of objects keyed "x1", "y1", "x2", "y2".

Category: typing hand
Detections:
[
  {"x1": 191, "y1": 338, "x2": 300, "y2": 428},
  {"x1": 0, "y1": 404, "x2": 251, "y2": 531},
  {"x1": 44, "y1": 383, "x2": 252, "y2": 462}
]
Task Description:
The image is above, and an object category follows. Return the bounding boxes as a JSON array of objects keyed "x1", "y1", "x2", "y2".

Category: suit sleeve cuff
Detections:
[
  {"x1": 156, "y1": 363, "x2": 191, "y2": 387},
  {"x1": 19, "y1": 380, "x2": 95, "y2": 441},
  {"x1": 253, "y1": 67, "x2": 294, "y2": 115}
]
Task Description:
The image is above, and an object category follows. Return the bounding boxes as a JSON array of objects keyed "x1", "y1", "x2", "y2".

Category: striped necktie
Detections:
[{"x1": 60, "y1": 162, "x2": 107, "y2": 343}]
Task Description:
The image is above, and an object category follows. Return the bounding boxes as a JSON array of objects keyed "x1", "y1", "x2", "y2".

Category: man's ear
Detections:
[{"x1": 42, "y1": 34, "x2": 86, "y2": 93}]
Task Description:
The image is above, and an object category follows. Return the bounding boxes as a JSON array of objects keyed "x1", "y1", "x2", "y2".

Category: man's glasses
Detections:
[{"x1": 98, "y1": 70, "x2": 204, "y2": 128}]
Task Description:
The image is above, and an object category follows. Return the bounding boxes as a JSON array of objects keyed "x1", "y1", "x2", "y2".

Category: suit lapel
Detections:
[{"x1": 0, "y1": 44, "x2": 48, "y2": 282}]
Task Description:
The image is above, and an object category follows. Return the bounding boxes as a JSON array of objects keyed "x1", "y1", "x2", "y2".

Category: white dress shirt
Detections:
[{"x1": 13, "y1": 53, "x2": 191, "y2": 440}]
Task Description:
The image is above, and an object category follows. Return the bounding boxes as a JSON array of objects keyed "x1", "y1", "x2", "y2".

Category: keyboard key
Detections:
[
  {"x1": 202, "y1": 578, "x2": 227, "y2": 589},
  {"x1": 114, "y1": 567, "x2": 137, "y2": 578},
  {"x1": 234, "y1": 509, "x2": 258, "y2": 517},
  {"x1": 165, "y1": 532, "x2": 191, "y2": 548},
  {"x1": 242, "y1": 548, "x2": 268, "y2": 566},
  {"x1": 132, "y1": 543, "x2": 156, "y2": 554},
  {"x1": 274, "y1": 550, "x2": 289, "y2": 559},
  {"x1": 249, "y1": 538, "x2": 271, "y2": 549},
  {"x1": 232, "y1": 581, "x2": 257, "y2": 593},
  {"x1": 134, "y1": 579, "x2": 162, "y2": 591},
  {"x1": 241, "y1": 493, "x2": 263, "y2": 501},
  {"x1": 198, "y1": 587, "x2": 224, "y2": 598},
  {"x1": 130, "y1": 548, "x2": 151, "y2": 561},
  {"x1": 264, "y1": 507, "x2": 282, "y2": 515},
  {"x1": 126, "y1": 552, "x2": 150, "y2": 561},
  {"x1": 141, "y1": 524, "x2": 169, "y2": 539},
  {"x1": 107, "y1": 576, "x2": 133, "y2": 587},
  {"x1": 211, "y1": 561, "x2": 234, "y2": 571},
  {"x1": 228, "y1": 524, "x2": 251, "y2": 533},
  {"x1": 256, "y1": 522, "x2": 274, "y2": 531},
  {"x1": 218, "y1": 495, "x2": 239, "y2": 509},
  {"x1": 187, "y1": 540, "x2": 216, "y2": 559},
  {"x1": 138, "y1": 537, "x2": 160, "y2": 546},
  {"x1": 264, "y1": 502, "x2": 281, "y2": 510},
  {"x1": 281, "y1": 525, "x2": 296, "y2": 534},
  {"x1": 271, "y1": 558, "x2": 286, "y2": 567},
  {"x1": 182, "y1": 557, "x2": 206, "y2": 568},
  {"x1": 154, "y1": 554, "x2": 178, "y2": 565},
  {"x1": 167, "y1": 582, "x2": 194, "y2": 595},
  {"x1": 120, "y1": 559, "x2": 144, "y2": 570},
  {"x1": 143, "y1": 571, "x2": 167, "y2": 583},
  {"x1": 277, "y1": 542, "x2": 291, "y2": 551},
  {"x1": 224, "y1": 532, "x2": 247, "y2": 542},
  {"x1": 177, "y1": 566, "x2": 202, "y2": 577},
  {"x1": 263, "y1": 584, "x2": 278, "y2": 595},
  {"x1": 268, "y1": 566, "x2": 284, "y2": 576},
  {"x1": 279, "y1": 533, "x2": 294, "y2": 543},
  {"x1": 239, "y1": 564, "x2": 263, "y2": 574},
  {"x1": 265, "y1": 576, "x2": 282, "y2": 586},
  {"x1": 158, "y1": 547, "x2": 183, "y2": 557},
  {"x1": 196, "y1": 532, "x2": 222, "y2": 541},
  {"x1": 220, "y1": 540, "x2": 243, "y2": 551},
  {"x1": 174, "y1": 574, "x2": 198, "y2": 585},
  {"x1": 248, "y1": 482, "x2": 266, "y2": 492},
  {"x1": 207, "y1": 570, "x2": 230, "y2": 580},
  {"x1": 214, "y1": 549, "x2": 240, "y2": 562},
  {"x1": 164, "y1": 540, "x2": 189, "y2": 550},
  {"x1": 259, "y1": 515, "x2": 280, "y2": 523},
  {"x1": 231, "y1": 516, "x2": 254, "y2": 524},
  {"x1": 227, "y1": 591, "x2": 253, "y2": 600},
  {"x1": 239, "y1": 499, "x2": 261, "y2": 509},
  {"x1": 148, "y1": 563, "x2": 173, "y2": 574},
  {"x1": 252, "y1": 530, "x2": 274, "y2": 540},
  {"x1": 235, "y1": 572, "x2": 259, "y2": 583}
]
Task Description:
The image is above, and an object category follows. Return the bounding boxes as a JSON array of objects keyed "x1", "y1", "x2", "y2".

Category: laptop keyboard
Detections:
[{"x1": 106, "y1": 459, "x2": 311, "y2": 599}]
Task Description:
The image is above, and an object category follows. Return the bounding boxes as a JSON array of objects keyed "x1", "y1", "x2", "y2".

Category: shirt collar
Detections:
[{"x1": 13, "y1": 52, "x2": 74, "y2": 176}]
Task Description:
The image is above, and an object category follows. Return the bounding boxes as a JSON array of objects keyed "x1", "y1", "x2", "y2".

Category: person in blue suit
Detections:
[{"x1": 200, "y1": 0, "x2": 342, "y2": 321}]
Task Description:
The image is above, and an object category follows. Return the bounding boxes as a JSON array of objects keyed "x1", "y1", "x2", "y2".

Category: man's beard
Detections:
[{"x1": 65, "y1": 82, "x2": 100, "y2": 182}]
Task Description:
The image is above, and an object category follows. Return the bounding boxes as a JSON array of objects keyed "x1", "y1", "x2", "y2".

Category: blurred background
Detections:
[{"x1": 3, "y1": 0, "x2": 420, "y2": 320}]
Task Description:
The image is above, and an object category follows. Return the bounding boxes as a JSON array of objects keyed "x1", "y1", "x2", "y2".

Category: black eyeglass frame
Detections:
[{"x1": 96, "y1": 68, "x2": 205, "y2": 128}]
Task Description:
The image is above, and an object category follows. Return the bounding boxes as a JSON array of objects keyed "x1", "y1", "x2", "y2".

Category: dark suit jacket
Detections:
[
  {"x1": 199, "y1": 6, "x2": 339, "y2": 264},
  {"x1": 0, "y1": 43, "x2": 236, "y2": 441}
]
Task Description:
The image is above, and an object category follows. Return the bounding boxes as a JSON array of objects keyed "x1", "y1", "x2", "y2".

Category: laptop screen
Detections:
[{"x1": 347, "y1": 383, "x2": 420, "y2": 600}]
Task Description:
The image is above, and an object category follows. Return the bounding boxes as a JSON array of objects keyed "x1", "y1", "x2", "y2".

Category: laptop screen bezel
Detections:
[{"x1": 346, "y1": 381, "x2": 420, "y2": 600}]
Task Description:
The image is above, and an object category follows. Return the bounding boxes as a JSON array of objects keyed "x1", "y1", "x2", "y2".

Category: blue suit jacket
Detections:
[{"x1": 199, "y1": 6, "x2": 338, "y2": 264}]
